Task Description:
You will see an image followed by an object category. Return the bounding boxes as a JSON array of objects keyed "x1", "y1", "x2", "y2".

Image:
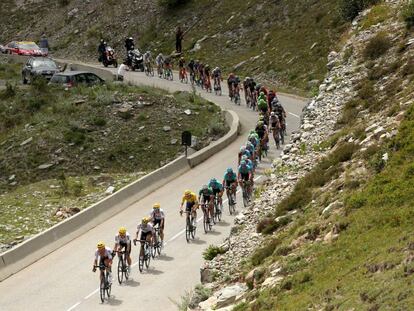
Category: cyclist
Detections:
[
  {"x1": 204, "y1": 64, "x2": 211, "y2": 91},
  {"x1": 241, "y1": 154, "x2": 254, "y2": 173},
  {"x1": 149, "y1": 203, "x2": 165, "y2": 246},
  {"x1": 238, "y1": 160, "x2": 253, "y2": 198},
  {"x1": 238, "y1": 146, "x2": 251, "y2": 165},
  {"x1": 208, "y1": 178, "x2": 223, "y2": 209},
  {"x1": 155, "y1": 53, "x2": 164, "y2": 77},
  {"x1": 143, "y1": 51, "x2": 152, "y2": 71},
  {"x1": 258, "y1": 98, "x2": 268, "y2": 115},
  {"x1": 180, "y1": 190, "x2": 199, "y2": 226},
  {"x1": 92, "y1": 242, "x2": 113, "y2": 284},
  {"x1": 198, "y1": 184, "x2": 214, "y2": 222},
  {"x1": 212, "y1": 67, "x2": 222, "y2": 91},
  {"x1": 269, "y1": 111, "x2": 281, "y2": 149},
  {"x1": 164, "y1": 55, "x2": 172, "y2": 73},
  {"x1": 222, "y1": 168, "x2": 237, "y2": 205},
  {"x1": 274, "y1": 101, "x2": 287, "y2": 135},
  {"x1": 179, "y1": 57, "x2": 186, "y2": 80},
  {"x1": 227, "y1": 73, "x2": 236, "y2": 100},
  {"x1": 134, "y1": 217, "x2": 154, "y2": 259},
  {"x1": 233, "y1": 76, "x2": 241, "y2": 102},
  {"x1": 188, "y1": 59, "x2": 196, "y2": 83},
  {"x1": 113, "y1": 227, "x2": 132, "y2": 273},
  {"x1": 255, "y1": 121, "x2": 269, "y2": 158}
]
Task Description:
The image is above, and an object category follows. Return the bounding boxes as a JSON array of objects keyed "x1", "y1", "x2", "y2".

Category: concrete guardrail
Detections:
[{"x1": 0, "y1": 56, "x2": 240, "y2": 281}]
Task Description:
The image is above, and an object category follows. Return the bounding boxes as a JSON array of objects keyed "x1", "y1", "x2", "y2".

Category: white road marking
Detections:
[
  {"x1": 67, "y1": 301, "x2": 81, "y2": 311},
  {"x1": 65, "y1": 175, "x2": 263, "y2": 310},
  {"x1": 288, "y1": 112, "x2": 300, "y2": 118}
]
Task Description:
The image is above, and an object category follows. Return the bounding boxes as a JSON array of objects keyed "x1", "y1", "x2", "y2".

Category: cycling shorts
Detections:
[
  {"x1": 212, "y1": 188, "x2": 222, "y2": 196},
  {"x1": 140, "y1": 231, "x2": 152, "y2": 241},
  {"x1": 240, "y1": 172, "x2": 250, "y2": 181},
  {"x1": 153, "y1": 218, "x2": 164, "y2": 230},
  {"x1": 225, "y1": 179, "x2": 237, "y2": 187},
  {"x1": 119, "y1": 241, "x2": 131, "y2": 255},
  {"x1": 186, "y1": 201, "x2": 196, "y2": 212}
]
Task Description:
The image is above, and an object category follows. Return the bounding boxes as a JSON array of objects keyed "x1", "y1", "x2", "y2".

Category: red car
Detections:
[{"x1": 4, "y1": 41, "x2": 46, "y2": 57}]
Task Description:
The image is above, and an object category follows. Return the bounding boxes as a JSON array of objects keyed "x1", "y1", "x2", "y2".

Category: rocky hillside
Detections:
[
  {"x1": 184, "y1": 1, "x2": 414, "y2": 310},
  {"x1": 0, "y1": 0, "x2": 361, "y2": 94}
]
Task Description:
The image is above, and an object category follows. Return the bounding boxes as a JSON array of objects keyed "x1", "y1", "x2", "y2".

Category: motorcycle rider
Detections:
[
  {"x1": 125, "y1": 37, "x2": 135, "y2": 52},
  {"x1": 98, "y1": 39, "x2": 107, "y2": 63}
]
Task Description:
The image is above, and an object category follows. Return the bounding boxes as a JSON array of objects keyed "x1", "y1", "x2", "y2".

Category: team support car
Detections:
[
  {"x1": 49, "y1": 71, "x2": 104, "y2": 88},
  {"x1": 22, "y1": 57, "x2": 60, "y2": 84},
  {"x1": 4, "y1": 41, "x2": 46, "y2": 56}
]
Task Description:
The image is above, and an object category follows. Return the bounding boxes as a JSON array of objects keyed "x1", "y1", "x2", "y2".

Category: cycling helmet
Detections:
[
  {"x1": 142, "y1": 217, "x2": 149, "y2": 224},
  {"x1": 202, "y1": 184, "x2": 208, "y2": 190},
  {"x1": 271, "y1": 111, "x2": 275, "y2": 116},
  {"x1": 205, "y1": 64, "x2": 210, "y2": 69},
  {"x1": 240, "y1": 146, "x2": 246, "y2": 152},
  {"x1": 226, "y1": 167, "x2": 233, "y2": 173},
  {"x1": 119, "y1": 227, "x2": 127, "y2": 235},
  {"x1": 249, "y1": 130, "x2": 256, "y2": 135},
  {"x1": 180, "y1": 56, "x2": 184, "y2": 61},
  {"x1": 153, "y1": 203, "x2": 161, "y2": 209},
  {"x1": 240, "y1": 160, "x2": 246, "y2": 166},
  {"x1": 259, "y1": 115, "x2": 265, "y2": 121},
  {"x1": 241, "y1": 155, "x2": 248, "y2": 161},
  {"x1": 210, "y1": 178, "x2": 217, "y2": 184},
  {"x1": 184, "y1": 190, "x2": 192, "y2": 196},
  {"x1": 257, "y1": 121, "x2": 264, "y2": 126},
  {"x1": 97, "y1": 241, "x2": 105, "y2": 249}
]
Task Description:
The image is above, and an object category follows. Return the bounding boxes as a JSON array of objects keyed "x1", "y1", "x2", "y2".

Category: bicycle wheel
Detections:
[
  {"x1": 138, "y1": 248, "x2": 144, "y2": 272},
  {"x1": 228, "y1": 194, "x2": 233, "y2": 215},
  {"x1": 190, "y1": 216, "x2": 196, "y2": 239},
  {"x1": 243, "y1": 188, "x2": 249, "y2": 207},
  {"x1": 124, "y1": 253, "x2": 130, "y2": 280},
  {"x1": 203, "y1": 210, "x2": 208, "y2": 233},
  {"x1": 186, "y1": 216, "x2": 191, "y2": 242},
  {"x1": 145, "y1": 244, "x2": 151, "y2": 269},
  {"x1": 150, "y1": 65, "x2": 154, "y2": 77},
  {"x1": 100, "y1": 272, "x2": 105, "y2": 302},
  {"x1": 117, "y1": 256, "x2": 124, "y2": 284},
  {"x1": 106, "y1": 273, "x2": 111, "y2": 298}
]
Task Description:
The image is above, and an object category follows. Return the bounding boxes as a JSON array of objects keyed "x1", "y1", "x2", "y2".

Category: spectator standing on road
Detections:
[
  {"x1": 117, "y1": 61, "x2": 129, "y2": 81},
  {"x1": 39, "y1": 33, "x2": 49, "y2": 55},
  {"x1": 176, "y1": 26, "x2": 184, "y2": 53},
  {"x1": 98, "y1": 39, "x2": 106, "y2": 63}
]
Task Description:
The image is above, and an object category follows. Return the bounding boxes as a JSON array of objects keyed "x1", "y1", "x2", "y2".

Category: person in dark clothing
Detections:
[
  {"x1": 125, "y1": 37, "x2": 135, "y2": 53},
  {"x1": 176, "y1": 27, "x2": 183, "y2": 53},
  {"x1": 39, "y1": 33, "x2": 49, "y2": 55},
  {"x1": 98, "y1": 39, "x2": 106, "y2": 63}
]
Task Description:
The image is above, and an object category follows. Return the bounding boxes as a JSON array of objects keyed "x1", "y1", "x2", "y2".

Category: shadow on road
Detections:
[
  {"x1": 146, "y1": 268, "x2": 164, "y2": 275},
  {"x1": 157, "y1": 254, "x2": 174, "y2": 261},
  {"x1": 190, "y1": 238, "x2": 207, "y2": 245},
  {"x1": 215, "y1": 221, "x2": 231, "y2": 227},
  {"x1": 205, "y1": 230, "x2": 222, "y2": 236},
  {"x1": 107, "y1": 296, "x2": 123, "y2": 306},
  {"x1": 124, "y1": 279, "x2": 140, "y2": 287}
]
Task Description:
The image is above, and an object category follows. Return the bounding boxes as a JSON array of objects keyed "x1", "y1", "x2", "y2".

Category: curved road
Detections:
[{"x1": 0, "y1": 66, "x2": 306, "y2": 310}]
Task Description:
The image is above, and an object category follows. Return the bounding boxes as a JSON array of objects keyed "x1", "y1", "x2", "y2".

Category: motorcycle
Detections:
[
  {"x1": 126, "y1": 49, "x2": 145, "y2": 72},
  {"x1": 102, "y1": 46, "x2": 118, "y2": 68}
]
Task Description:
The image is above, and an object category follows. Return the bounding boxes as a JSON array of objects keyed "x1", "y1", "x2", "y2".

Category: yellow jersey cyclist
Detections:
[
  {"x1": 180, "y1": 189, "x2": 199, "y2": 227},
  {"x1": 198, "y1": 185, "x2": 214, "y2": 221},
  {"x1": 149, "y1": 203, "x2": 165, "y2": 246},
  {"x1": 134, "y1": 217, "x2": 155, "y2": 259},
  {"x1": 208, "y1": 178, "x2": 224, "y2": 208},
  {"x1": 113, "y1": 227, "x2": 132, "y2": 273},
  {"x1": 92, "y1": 241, "x2": 113, "y2": 284},
  {"x1": 222, "y1": 168, "x2": 238, "y2": 205}
]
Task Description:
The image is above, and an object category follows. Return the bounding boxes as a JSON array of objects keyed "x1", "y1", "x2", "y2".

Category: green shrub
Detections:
[
  {"x1": 91, "y1": 116, "x2": 107, "y2": 126},
  {"x1": 363, "y1": 32, "x2": 391, "y2": 60},
  {"x1": 158, "y1": 0, "x2": 190, "y2": 9},
  {"x1": 402, "y1": 0, "x2": 414, "y2": 29},
  {"x1": 188, "y1": 284, "x2": 212, "y2": 309},
  {"x1": 203, "y1": 245, "x2": 226, "y2": 260},
  {"x1": 339, "y1": 0, "x2": 380, "y2": 21},
  {"x1": 251, "y1": 239, "x2": 279, "y2": 266},
  {"x1": 257, "y1": 216, "x2": 292, "y2": 235}
]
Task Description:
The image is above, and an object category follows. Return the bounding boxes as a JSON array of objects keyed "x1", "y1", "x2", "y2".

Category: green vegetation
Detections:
[
  {"x1": 0, "y1": 82, "x2": 225, "y2": 246},
  {"x1": 339, "y1": 0, "x2": 381, "y2": 21},
  {"x1": 203, "y1": 245, "x2": 226, "y2": 260},
  {"x1": 363, "y1": 32, "x2": 391, "y2": 60},
  {"x1": 402, "y1": 0, "x2": 414, "y2": 29},
  {"x1": 0, "y1": 61, "x2": 21, "y2": 83}
]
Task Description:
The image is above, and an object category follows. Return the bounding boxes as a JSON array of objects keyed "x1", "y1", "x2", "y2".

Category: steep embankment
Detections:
[
  {"x1": 1, "y1": 0, "x2": 355, "y2": 93},
  {"x1": 187, "y1": 1, "x2": 414, "y2": 310}
]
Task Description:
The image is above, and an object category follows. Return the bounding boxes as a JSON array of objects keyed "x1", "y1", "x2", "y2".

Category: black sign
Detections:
[{"x1": 181, "y1": 131, "x2": 192, "y2": 146}]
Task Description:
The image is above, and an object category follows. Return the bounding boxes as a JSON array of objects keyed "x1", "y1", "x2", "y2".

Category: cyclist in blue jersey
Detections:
[
  {"x1": 241, "y1": 155, "x2": 254, "y2": 175},
  {"x1": 238, "y1": 160, "x2": 253, "y2": 196},
  {"x1": 209, "y1": 178, "x2": 224, "y2": 207},
  {"x1": 222, "y1": 168, "x2": 237, "y2": 205},
  {"x1": 238, "y1": 146, "x2": 252, "y2": 164}
]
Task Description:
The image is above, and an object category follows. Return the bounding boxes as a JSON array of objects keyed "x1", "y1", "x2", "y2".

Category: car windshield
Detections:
[
  {"x1": 19, "y1": 43, "x2": 39, "y2": 50},
  {"x1": 32, "y1": 59, "x2": 57, "y2": 68}
]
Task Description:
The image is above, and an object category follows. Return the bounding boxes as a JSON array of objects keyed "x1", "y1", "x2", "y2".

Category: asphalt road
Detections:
[{"x1": 0, "y1": 66, "x2": 307, "y2": 311}]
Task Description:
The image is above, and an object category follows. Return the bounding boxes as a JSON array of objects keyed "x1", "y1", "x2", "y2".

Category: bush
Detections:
[
  {"x1": 257, "y1": 216, "x2": 292, "y2": 235},
  {"x1": 363, "y1": 32, "x2": 391, "y2": 60},
  {"x1": 158, "y1": 0, "x2": 190, "y2": 9},
  {"x1": 251, "y1": 239, "x2": 279, "y2": 266},
  {"x1": 188, "y1": 285, "x2": 212, "y2": 309},
  {"x1": 203, "y1": 245, "x2": 226, "y2": 260},
  {"x1": 402, "y1": 1, "x2": 414, "y2": 29},
  {"x1": 339, "y1": 0, "x2": 381, "y2": 21}
]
